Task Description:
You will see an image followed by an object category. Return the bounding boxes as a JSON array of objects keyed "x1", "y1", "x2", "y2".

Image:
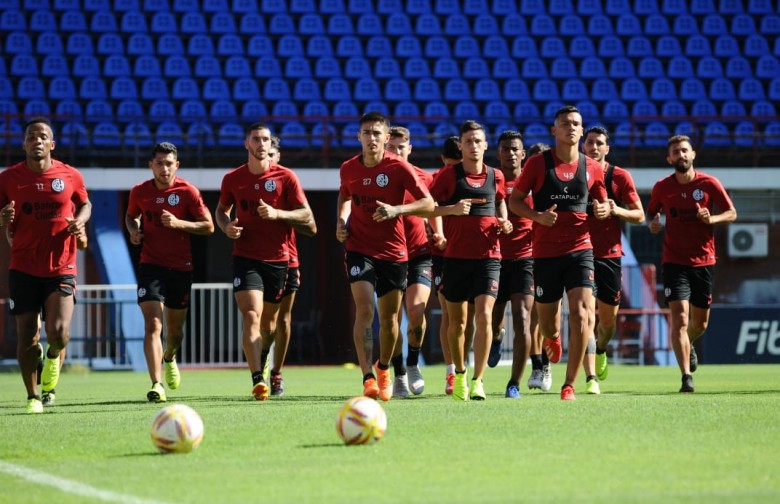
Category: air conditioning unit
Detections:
[{"x1": 728, "y1": 223, "x2": 768, "y2": 258}]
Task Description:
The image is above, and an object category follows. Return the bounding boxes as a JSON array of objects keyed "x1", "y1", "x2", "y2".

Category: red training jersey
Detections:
[
  {"x1": 587, "y1": 165, "x2": 641, "y2": 259},
  {"x1": 127, "y1": 177, "x2": 210, "y2": 271},
  {"x1": 0, "y1": 160, "x2": 89, "y2": 277},
  {"x1": 499, "y1": 176, "x2": 534, "y2": 259},
  {"x1": 286, "y1": 229, "x2": 299, "y2": 268},
  {"x1": 429, "y1": 164, "x2": 506, "y2": 260},
  {"x1": 219, "y1": 163, "x2": 308, "y2": 263},
  {"x1": 647, "y1": 170, "x2": 734, "y2": 267},
  {"x1": 515, "y1": 151, "x2": 607, "y2": 259},
  {"x1": 404, "y1": 165, "x2": 434, "y2": 260},
  {"x1": 339, "y1": 152, "x2": 429, "y2": 262}
]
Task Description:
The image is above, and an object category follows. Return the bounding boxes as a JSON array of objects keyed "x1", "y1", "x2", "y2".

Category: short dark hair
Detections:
[
  {"x1": 667, "y1": 134, "x2": 693, "y2": 151},
  {"x1": 23, "y1": 116, "x2": 52, "y2": 134},
  {"x1": 441, "y1": 136, "x2": 462, "y2": 160},
  {"x1": 554, "y1": 105, "x2": 581, "y2": 122},
  {"x1": 526, "y1": 143, "x2": 551, "y2": 157},
  {"x1": 498, "y1": 130, "x2": 523, "y2": 143},
  {"x1": 270, "y1": 135, "x2": 280, "y2": 150},
  {"x1": 151, "y1": 142, "x2": 177, "y2": 160},
  {"x1": 359, "y1": 111, "x2": 390, "y2": 129},
  {"x1": 245, "y1": 122, "x2": 272, "y2": 137},
  {"x1": 459, "y1": 120, "x2": 485, "y2": 137},
  {"x1": 585, "y1": 126, "x2": 610, "y2": 142},
  {"x1": 389, "y1": 126, "x2": 410, "y2": 141}
]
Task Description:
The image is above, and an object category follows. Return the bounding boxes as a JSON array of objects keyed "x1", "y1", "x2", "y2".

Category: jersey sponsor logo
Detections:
[
  {"x1": 167, "y1": 193, "x2": 180, "y2": 206},
  {"x1": 375, "y1": 173, "x2": 389, "y2": 187},
  {"x1": 350, "y1": 265, "x2": 361, "y2": 277},
  {"x1": 51, "y1": 178, "x2": 65, "y2": 193},
  {"x1": 536, "y1": 285, "x2": 544, "y2": 297},
  {"x1": 264, "y1": 180, "x2": 277, "y2": 192},
  {"x1": 736, "y1": 320, "x2": 780, "y2": 355},
  {"x1": 137, "y1": 287, "x2": 147, "y2": 297},
  {"x1": 692, "y1": 189, "x2": 705, "y2": 201}
]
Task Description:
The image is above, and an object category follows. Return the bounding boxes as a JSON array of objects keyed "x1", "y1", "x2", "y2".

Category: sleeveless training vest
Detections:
[
  {"x1": 533, "y1": 150, "x2": 588, "y2": 213},
  {"x1": 442, "y1": 163, "x2": 496, "y2": 217}
]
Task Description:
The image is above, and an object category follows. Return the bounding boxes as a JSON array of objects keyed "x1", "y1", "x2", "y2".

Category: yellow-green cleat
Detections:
[
  {"x1": 26, "y1": 397, "x2": 43, "y2": 414},
  {"x1": 41, "y1": 347, "x2": 60, "y2": 393},
  {"x1": 596, "y1": 352, "x2": 608, "y2": 381},
  {"x1": 147, "y1": 382, "x2": 166, "y2": 403},
  {"x1": 470, "y1": 378, "x2": 486, "y2": 400},
  {"x1": 585, "y1": 378, "x2": 601, "y2": 395},
  {"x1": 164, "y1": 359, "x2": 180, "y2": 390},
  {"x1": 452, "y1": 372, "x2": 469, "y2": 401}
]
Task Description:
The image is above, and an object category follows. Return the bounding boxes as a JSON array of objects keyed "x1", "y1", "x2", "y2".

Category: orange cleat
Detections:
[
  {"x1": 375, "y1": 363, "x2": 392, "y2": 401},
  {"x1": 544, "y1": 336, "x2": 563, "y2": 363},
  {"x1": 561, "y1": 384, "x2": 576, "y2": 401},
  {"x1": 363, "y1": 377, "x2": 379, "y2": 399},
  {"x1": 445, "y1": 373, "x2": 455, "y2": 395}
]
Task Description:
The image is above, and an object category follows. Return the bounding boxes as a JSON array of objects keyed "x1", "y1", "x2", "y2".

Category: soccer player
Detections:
[
  {"x1": 126, "y1": 142, "x2": 214, "y2": 403},
  {"x1": 487, "y1": 131, "x2": 535, "y2": 399},
  {"x1": 216, "y1": 123, "x2": 315, "y2": 400},
  {"x1": 509, "y1": 106, "x2": 610, "y2": 401},
  {"x1": 0, "y1": 117, "x2": 92, "y2": 414},
  {"x1": 336, "y1": 112, "x2": 434, "y2": 401},
  {"x1": 580, "y1": 127, "x2": 645, "y2": 395},
  {"x1": 385, "y1": 126, "x2": 441, "y2": 398},
  {"x1": 261, "y1": 136, "x2": 317, "y2": 396},
  {"x1": 647, "y1": 135, "x2": 736, "y2": 393},
  {"x1": 429, "y1": 120, "x2": 513, "y2": 401}
]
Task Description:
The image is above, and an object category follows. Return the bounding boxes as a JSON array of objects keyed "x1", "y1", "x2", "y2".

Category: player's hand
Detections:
[
  {"x1": 160, "y1": 209, "x2": 180, "y2": 229},
  {"x1": 451, "y1": 199, "x2": 472, "y2": 216},
  {"x1": 336, "y1": 218, "x2": 349, "y2": 242},
  {"x1": 257, "y1": 199, "x2": 279, "y2": 220},
  {"x1": 649, "y1": 213, "x2": 663, "y2": 234},
  {"x1": 373, "y1": 201, "x2": 398, "y2": 222},
  {"x1": 0, "y1": 200, "x2": 15, "y2": 227},
  {"x1": 431, "y1": 232, "x2": 446, "y2": 250},
  {"x1": 593, "y1": 199, "x2": 610, "y2": 220},
  {"x1": 695, "y1": 203, "x2": 713, "y2": 224},
  {"x1": 497, "y1": 217, "x2": 513, "y2": 234},
  {"x1": 226, "y1": 218, "x2": 243, "y2": 240},
  {"x1": 537, "y1": 204, "x2": 558, "y2": 226}
]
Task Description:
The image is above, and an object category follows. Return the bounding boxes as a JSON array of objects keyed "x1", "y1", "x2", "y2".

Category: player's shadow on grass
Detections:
[
  {"x1": 110, "y1": 452, "x2": 163, "y2": 459},
  {"x1": 299, "y1": 442, "x2": 346, "y2": 449}
]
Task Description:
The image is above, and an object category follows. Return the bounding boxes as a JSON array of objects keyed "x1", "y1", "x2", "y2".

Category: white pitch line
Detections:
[{"x1": 0, "y1": 460, "x2": 169, "y2": 504}]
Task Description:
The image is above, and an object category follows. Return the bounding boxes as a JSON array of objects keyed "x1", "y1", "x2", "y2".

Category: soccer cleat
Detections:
[
  {"x1": 543, "y1": 336, "x2": 562, "y2": 363},
  {"x1": 585, "y1": 378, "x2": 601, "y2": 395},
  {"x1": 147, "y1": 382, "x2": 167, "y2": 403},
  {"x1": 541, "y1": 365, "x2": 552, "y2": 392},
  {"x1": 392, "y1": 374, "x2": 410, "y2": 399},
  {"x1": 270, "y1": 373, "x2": 285, "y2": 396},
  {"x1": 505, "y1": 383, "x2": 521, "y2": 399},
  {"x1": 596, "y1": 352, "x2": 609, "y2": 381},
  {"x1": 164, "y1": 359, "x2": 180, "y2": 390},
  {"x1": 452, "y1": 372, "x2": 469, "y2": 401},
  {"x1": 252, "y1": 380, "x2": 269, "y2": 401},
  {"x1": 407, "y1": 365, "x2": 425, "y2": 395},
  {"x1": 363, "y1": 377, "x2": 380, "y2": 399},
  {"x1": 488, "y1": 328, "x2": 505, "y2": 368},
  {"x1": 561, "y1": 384, "x2": 576, "y2": 401},
  {"x1": 376, "y1": 364, "x2": 392, "y2": 401},
  {"x1": 41, "y1": 347, "x2": 60, "y2": 393},
  {"x1": 470, "y1": 378, "x2": 486, "y2": 400},
  {"x1": 527, "y1": 369, "x2": 543, "y2": 390},
  {"x1": 680, "y1": 374, "x2": 695, "y2": 393},
  {"x1": 26, "y1": 397, "x2": 43, "y2": 414},
  {"x1": 689, "y1": 346, "x2": 698, "y2": 373},
  {"x1": 42, "y1": 390, "x2": 55, "y2": 406},
  {"x1": 445, "y1": 373, "x2": 455, "y2": 395}
]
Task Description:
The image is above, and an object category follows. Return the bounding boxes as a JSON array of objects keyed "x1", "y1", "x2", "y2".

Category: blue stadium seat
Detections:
[
  {"x1": 764, "y1": 122, "x2": 780, "y2": 147},
  {"x1": 324, "y1": 78, "x2": 352, "y2": 101},
  {"x1": 30, "y1": 11, "x2": 57, "y2": 31},
  {"x1": 385, "y1": 78, "x2": 412, "y2": 101},
  {"x1": 502, "y1": 13, "x2": 527, "y2": 35},
  {"x1": 598, "y1": 36, "x2": 624, "y2": 57},
  {"x1": 464, "y1": 58, "x2": 489, "y2": 79},
  {"x1": 650, "y1": 78, "x2": 677, "y2": 101},
  {"x1": 332, "y1": 101, "x2": 359, "y2": 122},
  {"x1": 386, "y1": 12, "x2": 411, "y2": 35},
  {"x1": 56, "y1": 100, "x2": 84, "y2": 121},
  {"x1": 656, "y1": 36, "x2": 682, "y2": 57},
  {"x1": 512, "y1": 37, "x2": 539, "y2": 58},
  {"x1": 164, "y1": 56, "x2": 191, "y2": 77},
  {"x1": 760, "y1": 15, "x2": 780, "y2": 34},
  {"x1": 127, "y1": 34, "x2": 154, "y2": 56},
  {"x1": 55, "y1": 0, "x2": 81, "y2": 9},
  {"x1": 239, "y1": 13, "x2": 265, "y2": 33},
  {"x1": 721, "y1": 100, "x2": 747, "y2": 117},
  {"x1": 172, "y1": 77, "x2": 200, "y2": 100},
  {"x1": 464, "y1": 0, "x2": 488, "y2": 14},
  {"x1": 299, "y1": 12, "x2": 325, "y2": 34},
  {"x1": 271, "y1": 101, "x2": 299, "y2": 118},
  {"x1": 680, "y1": 79, "x2": 707, "y2": 102},
  {"x1": 453, "y1": 36, "x2": 480, "y2": 58},
  {"x1": 241, "y1": 101, "x2": 268, "y2": 120},
  {"x1": 120, "y1": 10, "x2": 147, "y2": 32},
  {"x1": 60, "y1": 10, "x2": 87, "y2": 31},
  {"x1": 72, "y1": 55, "x2": 100, "y2": 77},
  {"x1": 453, "y1": 101, "x2": 480, "y2": 120},
  {"x1": 540, "y1": 37, "x2": 566, "y2": 58},
  {"x1": 530, "y1": 14, "x2": 556, "y2": 35},
  {"x1": 551, "y1": 58, "x2": 577, "y2": 78},
  {"x1": 605, "y1": 0, "x2": 630, "y2": 15},
  {"x1": 248, "y1": 35, "x2": 274, "y2": 56},
  {"x1": 580, "y1": 57, "x2": 606, "y2": 79},
  {"x1": 311, "y1": 123, "x2": 339, "y2": 148},
  {"x1": 635, "y1": 0, "x2": 659, "y2": 14},
  {"x1": 515, "y1": 102, "x2": 541, "y2": 122},
  {"x1": 315, "y1": 57, "x2": 341, "y2": 78},
  {"x1": 576, "y1": 100, "x2": 600, "y2": 120},
  {"x1": 195, "y1": 56, "x2": 221, "y2": 77},
  {"x1": 110, "y1": 77, "x2": 138, "y2": 100},
  {"x1": 79, "y1": 76, "x2": 107, "y2": 99},
  {"x1": 290, "y1": 0, "x2": 316, "y2": 13},
  {"x1": 268, "y1": 13, "x2": 296, "y2": 34},
  {"x1": 48, "y1": 76, "x2": 77, "y2": 100},
  {"x1": 396, "y1": 36, "x2": 422, "y2": 57},
  {"x1": 577, "y1": 0, "x2": 602, "y2": 14},
  {"x1": 504, "y1": 79, "x2": 531, "y2": 101},
  {"x1": 302, "y1": 100, "x2": 329, "y2": 120},
  {"x1": 668, "y1": 56, "x2": 694, "y2": 79},
  {"x1": 592, "y1": 80, "x2": 619, "y2": 102},
  {"x1": 180, "y1": 12, "x2": 208, "y2": 34},
  {"x1": 41, "y1": 54, "x2": 69, "y2": 77},
  {"x1": 115, "y1": 99, "x2": 144, "y2": 122},
  {"x1": 662, "y1": 0, "x2": 687, "y2": 13},
  {"x1": 234, "y1": 79, "x2": 261, "y2": 101},
  {"x1": 445, "y1": 14, "x2": 471, "y2": 34},
  {"x1": 154, "y1": 121, "x2": 184, "y2": 145},
  {"x1": 261, "y1": 78, "x2": 290, "y2": 101},
  {"x1": 346, "y1": 0, "x2": 369, "y2": 13},
  {"x1": 533, "y1": 79, "x2": 560, "y2": 101},
  {"x1": 484, "y1": 36, "x2": 509, "y2": 59},
  {"x1": 626, "y1": 36, "x2": 653, "y2": 57},
  {"x1": 632, "y1": 100, "x2": 658, "y2": 117},
  {"x1": 17, "y1": 76, "x2": 45, "y2": 99},
  {"x1": 434, "y1": 58, "x2": 460, "y2": 78},
  {"x1": 702, "y1": 121, "x2": 730, "y2": 147},
  {"x1": 218, "y1": 34, "x2": 244, "y2": 56},
  {"x1": 748, "y1": 0, "x2": 773, "y2": 13},
  {"x1": 432, "y1": 121, "x2": 458, "y2": 143},
  {"x1": 644, "y1": 14, "x2": 670, "y2": 35},
  {"x1": 559, "y1": 14, "x2": 584, "y2": 33},
  {"x1": 10, "y1": 54, "x2": 37, "y2": 77},
  {"x1": 701, "y1": 14, "x2": 726, "y2": 35},
  {"x1": 64, "y1": 32, "x2": 92, "y2": 55},
  {"x1": 24, "y1": 99, "x2": 50, "y2": 116},
  {"x1": 696, "y1": 57, "x2": 723, "y2": 78},
  {"x1": 344, "y1": 57, "x2": 370, "y2": 79},
  {"x1": 643, "y1": 122, "x2": 670, "y2": 147},
  {"x1": 114, "y1": 0, "x2": 141, "y2": 11},
  {"x1": 406, "y1": 122, "x2": 432, "y2": 147},
  {"x1": 143, "y1": 0, "x2": 170, "y2": 11},
  {"x1": 474, "y1": 14, "x2": 499, "y2": 36},
  {"x1": 285, "y1": 57, "x2": 311, "y2": 78},
  {"x1": 377, "y1": 0, "x2": 402, "y2": 13},
  {"x1": 340, "y1": 122, "x2": 361, "y2": 148},
  {"x1": 709, "y1": 78, "x2": 736, "y2": 101},
  {"x1": 638, "y1": 57, "x2": 664, "y2": 78},
  {"x1": 524, "y1": 123, "x2": 552, "y2": 145},
  {"x1": 611, "y1": 122, "x2": 636, "y2": 147},
  {"x1": 1, "y1": 9, "x2": 26, "y2": 31},
  {"x1": 587, "y1": 14, "x2": 613, "y2": 35},
  {"x1": 690, "y1": 100, "x2": 717, "y2": 117},
  {"x1": 673, "y1": 121, "x2": 695, "y2": 138},
  {"x1": 731, "y1": 14, "x2": 756, "y2": 36},
  {"x1": 434, "y1": 0, "x2": 460, "y2": 13},
  {"x1": 733, "y1": 121, "x2": 756, "y2": 147},
  {"x1": 306, "y1": 35, "x2": 333, "y2": 56},
  {"x1": 757, "y1": 55, "x2": 780, "y2": 79},
  {"x1": 616, "y1": 14, "x2": 641, "y2": 35},
  {"x1": 407, "y1": 0, "x2": 432, "y2": 14},
  {"x1": 188, "y1": 34, "x2": 215, "y2": 55},
  {"x1": 713, "y1": 35, "x2": 740, "y2": 57},
  {"x1": 737, "y1": 78, "x2": 766, "y2": 102},
  {"x1": 672, "y1": 15, "x2": 698, "y2": 36},
  {"x1": 357, "y1": 13, "x2": 383, "y2": 35},
  {"x1": 135, "y1": 55, "x2": 161, "y2": 77},
  {"x1": 91, "y1": 121, "x2": 121, "y2": 146},
  {"x1": 415, "y1": 13, "x2": 441, "y2": 34},
  {"x1": 225, "y1": 56, "x2": 252, "y2": 78},
  {"x1": 157, "y1": 33, "x2": 184, "y2": 55},
  {"x1": 685, "y1": 35, "x2": 711, "y2": 56},
  {"x1": 744, "y1": 35, "x2": 769, "y2": 57},
  {"x1": 36, "y1": 32, "x2": 63, "y2": 55},
  {"x1": 562, "y1": 79, "x2": 588, "y2": 101},
  {"x1": 374, "y1": 58, "x2": 401, "y2": 79},
  {"x1": 354, "y1": 77, "x2": 381, "y2": 101},
  {"x1": 474, "y1": 79, "x2": 501, "y2": 102},
  {"x1": 328, "y1": 13, "x2": 354, "y2": 34},
  {"x1": 96, "y1": 33, "x2": 124, "y2": 55},
  {"x1": 521, "y1": 58, "x2": 548, "y2": 79},
  {"x1": 609, "y1": 57, "x2": 636, "y2": 78},
  {"x1": 444, "y1": 79, "x2": 471, "y2": 102},
  {"x1": 180, "y1": 99, "x2": 207, "y2": 120},
  {"x1": 256, "y1": 0, "x2": 285, "y2": 12},
  {"x1": 211, "y1": 12, "x2": 237, "y2": 33},
  {"x1": 620, "y1": 78, "x2": 648, "y2": 101},
  {"x1": 85, "y1": 99, "x2": 113, "y2": 121},
  {"x1": 413, "y1": 78, "x2": 440, "y2": 101},
  {"x1": 751, "y1": 100, "x2": 776, "y2": 116},
  {"x1": 210, "y1": 99, "x2": 237, "y2": 120},
  {"x1": 394, "y1": 101, "x2": 421, "y2": 119},
  {"x1": 336, "y1": 36, "x2": 363, "y2": 58},
  {"x1": 277, "y1": 35, "x2": 304, "y2": 57},
  {"x1": 149, "y1": 99, "x2": 176, "y2": 122},
  {"x1": 719, "y1": 0, "x2": 743, "y2": 13},
  {"x1": 366, "y1": 36, "x2": 392, "y2": 57},
  {"x1": 59, "y1": 121, "x2": 89, "y2": 147},
  {"x1": 661, "y1": 101, "x2": 687, "y2": 117},
  {"x1": 424, "y1": 101, "x2": 450, "y2": 121},
  {"x1": 494, "y1": 58, "x2": 519, "y2": 79}
]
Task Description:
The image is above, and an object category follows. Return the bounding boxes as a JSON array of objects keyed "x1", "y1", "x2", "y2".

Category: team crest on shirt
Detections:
[
  {"x1": 692, "y1": 189, "x2": 705, "y2": 201},
  {"x1": 137, "y1": 287, "x2": 146, "y2": 297},
  {"x1": 264, "y1": 180, "x2": 277, "y2": 192},
  {"x1": 167, "y1": 193, "x2": 180, "y2": 206},
  {"x1": 350, "y1": 265, "x2": 361, "y2": 276},
  {"x1": 8, "y1": 299, "x2": 14, "y2": 310},
  {"x1": 376, "y1": 174, "x2": 389, "y2": 187},
  {"x1": 233, "y1": 277, "x2": 242, "y2": 287},
  {"x1": 51, "y1": 178, "x2": 65, "y2": 193}
]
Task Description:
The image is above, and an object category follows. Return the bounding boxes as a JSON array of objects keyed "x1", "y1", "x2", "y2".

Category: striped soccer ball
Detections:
[
  {"x1": 150, "y1": 404, "x2": 204, "y2": 454},
  {"x1": 335, "y1": 396, "x2": 387, "y2": 446}
]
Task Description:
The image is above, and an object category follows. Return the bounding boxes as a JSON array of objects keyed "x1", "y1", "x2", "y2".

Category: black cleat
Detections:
[{"x1": 679, "y1": 374, "x2": 695, "y2": 393}]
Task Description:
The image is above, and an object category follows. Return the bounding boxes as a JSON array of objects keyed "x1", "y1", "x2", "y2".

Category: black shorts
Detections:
[
  {"x1": 346, "y1": 251, "x2": 407, "y2": 297},
  {"x1": 8, "y1": 270, "x2": 76, "y2": 316},
  {"x1": 406, "y1": 254, "x2": 433, "y2": 288},
  {"x1": 594, "y1": 257, "x2": 622, "y2": 306},
  {"x1": 533, "y1": 249, "x2": 595, "y2": 304},
  {"x1": 432, "y1": 255, "x2": 445, "y2": 293},
  {"x1": 442, "y1": 258, "x2": 500, "y2": 303},
  {"x1": 137, "y1": 263, "x2": 193, "y2": 309},
  {"x1": 662, "y1": 263, "x2": 713, "y2": 309},
  {"x1": 497, "y1": 258, "x2": 534, "y2": 304},
  {"x1": 283, "y1": 266, "x2": 301, "y2": 296},
  {"x1": 232, "y1": 255, "x2": 288, "y2": 304}
]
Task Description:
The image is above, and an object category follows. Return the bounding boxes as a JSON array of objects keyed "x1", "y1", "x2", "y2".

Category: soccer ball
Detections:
[
  {"x1": 335, "y1": 396, "x2": 387, "y2": 446},
  {"x1": 150, "y1": 404, "x2": 204, "y2": 454}
]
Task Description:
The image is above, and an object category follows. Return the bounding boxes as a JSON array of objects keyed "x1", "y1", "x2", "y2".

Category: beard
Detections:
[{"x1": 673, "y1": 158, "x2": 692, "y2": 173}]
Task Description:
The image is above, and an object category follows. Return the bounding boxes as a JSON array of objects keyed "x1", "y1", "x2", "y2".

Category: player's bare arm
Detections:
[
  {"x1": 160, "y1": 209, "x2": 215, "y2": 235},
  {"x1": 696, "y1": 203, "x2": 737, "y2": 225},
  {"x1": 373, "y1": 194, "x2": 434, "y2": 222},
  {"x1": 215, "y1": 202, "x2": 243, "y2": 240},
  {"x1": 125, "y1": 213, "x2": 144, "y2": 245},
  {"x1": 336, "y1": 194, "x2": 351, "y2": 243},
  {"x1": 611, "y1": 199, "x2": 646, "y2": 225}
]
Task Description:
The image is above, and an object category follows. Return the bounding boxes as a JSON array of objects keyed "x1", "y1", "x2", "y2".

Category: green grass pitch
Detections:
[{"x1": 1, "y1": 363, "x2": 779, "y2": 503}]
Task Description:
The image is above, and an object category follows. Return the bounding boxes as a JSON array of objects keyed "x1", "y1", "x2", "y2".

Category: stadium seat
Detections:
[
  {"x1": 47, "y1": 76, "x2": 76, "y2": 101},
  {"x1": 277, "y1": 35, "x2": 304, "y2": 57},
  {"x1": 396, "y1": 36, "x2": 422, "y2": 57},
  {"x1": 690, "y1": 100, "x2": 717, "y2": 117},
  {"x1": 543, "y1": 101, "x2": 565, "y2": 119},
  {"x1": 760, "y1": 15, "x2": 780, "y2": 34},
  {"x1": 592, "y1": 79, "x2": 619, "y2": 102},
  {"x1": 559, "y1": 14, "x2": 584, "y2": 33},
  {"x1": 66, "y1": 33, "x2": 93, "y2": 57},
  {"x1": 484, "y1": 36, "x2": 509, "y2": 59},
  {"x1": 744, "y1": 35, "x2": 769, "y2": 57},
  {"x1": 180, "y1": 99, "x2": 207, "y2": 120},
  {"x1": 444, "y1": 79, "x2": 471, "y2": 102},
  {"x1": 445, "y1": 14, "x2": 471, "y2": 34},
  {"x1": 453, "y1": 101, "x2": 480, "y2": 120},
  {"x1": 673, "y1": 121, "x2": 696, "y2": 138},
  {"x1": 454, "y1": 36, "x2": 480, "y2": 58},
  {"x1": 431, "y1": 58, "x2": 458, "y2": 79},
  {"x1": 357, "y1": 13, "x2": 383, "y2": 35},
  {"x1": 616, "y1": 14, "x2": 641, "y2": 35},
  {"x1": 334, "y1": 36, "x2": 362, "y2": 58},
  {"x1": 748, "y1": 0, "x2": 773, "y2": 13},
  {"x1": 605, "y1": 0, "x2": 630, "y2": 14},
  {"x1": 521, "y1": 59, "x2": 548, "y2": 79},
  {"x1": 84, "y1": 99, "x2": 113, "y2": 121},
  {"x1": 632, "y1": 100, "x2": 658, "y2": 117},
  {"x1": 30, "y1": 11, "x2": 57, "y2": 31},
  {"x1": 643, "y1": 122, "x2": 670, "y2": 147},
  {"x1": 385, "y1": 78, "x2": 412, "y2": 101},
  {"x1": 474, "y1": 14, "x2": 499, "y2": 36},
  {"x1": 340, "y1": 122, "x2": 361, "y2": 148},
  {"x1": 394, "y1": 101, "x2": 421, "y2": 119},
  {"x1": 239, "y1": 13, "x2": 265, "y2": 33},
  {"x1": 307, "y1": 36, "x2": 333, "y2": 57},
  {"x1": 114, "y1": 99, "x2": 143, "y2": 122},
  {"x1": 241, "y1": 100, "x2": 268, "y2": 121},
  {"x1": 751, "y1": 100, "x2": 776, "y2": 117},
  {"x1": 188, "y1": 34, "x2": 215, "y2": 56},
  {"x1": 493, "y1": 58, "x2": 519, "y2": 79},
  {"x1": 701, "y1": 14, "x2": 726, "y2": 35},
  {"x1": 756, "y1": 55, "x2": 780, "y2": 79},
  {"x1": 524, "y1": 123, "x2": 552, "y2": 145},
  {"x1": 413, "y1": 78, "x2": 441, "y2": 101},
  {"x1": 315, "y1": 57, "x2": 341, "y2": 78},
  {"x1": 580, "y1": 57, "x2": 606, "y2": 79},
  {"x1": 290, "y1": 0, "x2": 316, "y2": 12},
  {"x1": 463, "y1": 58, "x2": 489, "y2": 79},
  {"x1": 172, "y1": 77, "x2": 200, "y2": 100},
  {"x1": 668, "y1": 57, "x2": 694, "y2": 79},
  {"x1": 656, "y1": 36, "x2": 682, "y2": 57},
  {"x1": 626, "y1": 36, "x2": 653, "y2": 57},
  {"x1": 366, "y1": 36, "x2": 392, "y2": 58},
  {"x1": 110, "y1": 77, "x2": 138, "y2": 100},
  {"x1": 17, "y1": 76, "x2": 45, "y2": 99},
  {"x1": 60, "y1": 10, "x2": 87, "y2": 31},
  {"x1": 344, "y1": 57, "x2": 370, "y2": 79},
  {"x1": 721, "y1": 100, "x2": 747, "y2": 118},
  {"x1": 386, "y1": 12, "x2": 411, "y2": 35},
  {"x1": 764, "y1": 122, "x2": 780, "y2": 147},
  {"x1": 90, "y1": 121, "x2": 121, "y2": 147},
  {"x1": 154, "y1": 121, "x2": 184, "y2": 145},
  {"x1": 416, "y1": 14, "x2": 442, "y2": 36},
  {"x1": 609, "y1": 58, "x2": 636, "y2": 79},
  {"x1": 127, "y1": 34, "x2": 154, "y2": 57},
  {"x1": 424, "y1": 37, "x2": 451, "y2": 59},
  {"x1": 674, "y1": 14, "x2": 699, "y2": 35},
  {"x1": 225, "y1": 56, "x2": 252, "y2": 78},
  {"x1": 637, "y1": 58, "x2": 664, "y2": 78},
  {"x1": 733, "y1": 122, "x2": 756, "y2": 147},
  {"x1": 504, "y1": 79, "x2": 531, "y2": 101},
  {"x1": 328, "y1": 14, "x2": 354, "y2": 34},
  {"x1": 59, "y1": 121, "x2": 89, "y2": 147},
  {"x1": 713, "y1": 36, "x2": 740, "y2": 57},
  {"x1": 551, "y1": 58, "x2": 576, "y2": 79},
  {"x1": 96, "y1": 33, "x2": 124, "y2": 55},
  {"x1": 611, "y1": 122, "x2": 636, "y2": 147},
  {"x1": 311, "y1": 123, "x2": 338, "y2": 148},
  {"x1": 513, "y1": 37, "x2": 539, "y2": 59},
  {"x1": 696, "y1": 57, "x2": 723, "y2": 79},
  {"x1": 620, "y1": 78, "x2": 648, "y2": 102},
  {"x1": 562, "y1": 79, "x2": 588, "y2": 101},
  {"x1": 285, "y1": 57, "x2": 312, "y2": 78},
  {"x1": 407, "y1": 0, "x2": 432, "y2": 14},
  {"x1": 88, "y1": 10, "x2": 116, "y2": 33},
  {"x1": 302, "y1": 100, "x2": 329, "y2": 120},
  {"x1": 540, "y1": 37, "x2": 566, "y2": 58},
  {"x1": 151, "y1": 12, "x2": 177, "y2": 32},
  {"x1": 299, "y1": 13, "x2": 325, "y2": 34},
  {"x1": 234, "y1": 78, "x2": 260, "y2": 101},
  {"x1": 332, "y1": 101, "x2": 359, "y2": 122},
  {"x1": 737, "y1": 78, "x2": 766, "y2": 102},
  {"x1": 195, "y1": 56, "x2": 221, "y2": 78},
  {"x1": 269, "y1": 13, "x2": 296, "y2": 34},
  {"x1": 10, "y1": 54, "x2": 37, "y2": 77},
  {"x1": 424, "y1": 101, "x2": 450, "y2": 121},
  {"x1": 533, "y1": 80, "x2": 560, "y2": 101},
  {"x1": 685, "y1": 35, "x2": 711, "y2": 56},
  {"x1": 603, "y1": 101, "x2": 629, "y2": 122},
  {"x1": 702, "y1": 121, "x2": 730, "y2": 147},
  {"x1": 530, "y1": 15, "x2": 556, "y2": 35},
  {"x1": 375, "y1": 58, "x2": 401, "y2": 79},
  {"x1": 502, "y1": 13, "x2": 527, "y2": 35},
  {"x1": 587, "y1": 14, "x2": 613, "y2": 35},
  {"x1": 114, "y1": 0, "x2": 141, "y2": 11},
  {"x1": 210, "y1": 100, "x2": 238, "y2": 121},
  {"x1": 149, "y1": 99, "x2": 176, "y2": 122},
  {"x1": 324, "y1": 78, "x2": 351, "y2": 101},
  {"x1": 662, "y1": 0, "x2": 687, "y2": 12},
  {"x1": 157, "y1": 34, "x2": 184, "y2": 55},
  {"x1": 354, "y1": 77, "x2": 380, "y2": 101},
  {"x1": 731, "y1": 14, "x2": 756, "y2": 36},
  {"x1": 271, "y1": 101, "x2": 299, "y2": 118},
  {"x1": 644, "y1": 14, "x2": 670, "y2": 34},
  {"x1": 709, "y1": 78, "x2": 736, "y2": 102},
  {"x1": 180, "y1": 12, "x2": 206, "y2": 33},
  {"x1": 248, "y1": 35, "x2": 274, "y2": 57},
  {"x1": 41, "y1": 55, "x2": 69, "y2": 77},
  {"x1": 257, "y1": 0, "x2": 285, "y2": 12},
  {"x1": 211, "y1": 12, "x2": 237, "y2": 33},
  {"x1": 577, "y1": 0, "x2": 602, "y2": 14},
  {"x1": 474, "y1": 79, "x2": 501, "y2": 102},
  {"x1": 432, "y1": 121, "x2": 458, "y2": 142},
  {"x1": 650, "y1": 78, "x2": 677, "y2": 101},
  {"x1": 598, "y1": 36, "x2": 624, "y2": 57},
  {"x1": 36, "y1": 32, "x2": 64, "y2": 55},
  {"x1": 24, "y1": 99, "x2": 50, "y2": 117},
  {"x1": 514, "y1": 102, "x2": 541, "y2": 122},
  {"x1": 121, "y1": 11, "x2": 147, "y2": 32},
  {"x1": 79, "y1": 77, "x2": 108, "y2": 99},
  {"x1": 680, "y1": 79, "x2": 707, "y2": 102},
  {"x1": 661, "y1": 101, "x2": 687, "y2": 117},
  {"x1": 263, "y1": 78, "x2": 290, "y2": 101}
]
